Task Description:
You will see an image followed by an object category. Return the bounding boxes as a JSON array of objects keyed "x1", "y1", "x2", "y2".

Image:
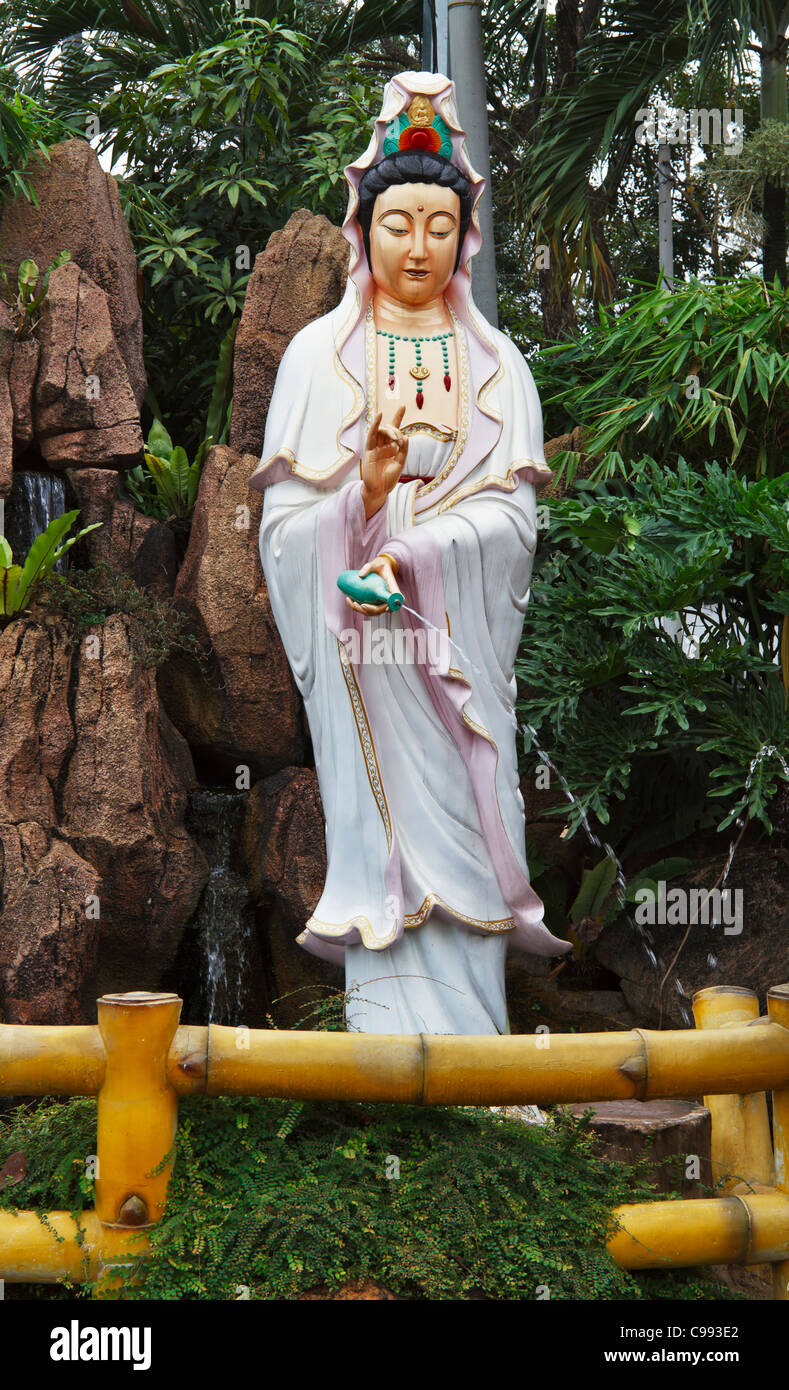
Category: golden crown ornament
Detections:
[{"x1": 382, "y1": 96, "x2": 454, "y2": 158}]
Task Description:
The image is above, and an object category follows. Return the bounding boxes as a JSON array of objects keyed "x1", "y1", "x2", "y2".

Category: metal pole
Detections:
[
  {"x1": 436, "y1": 0, "x2": 449, "y2": 77},
  {"x1": 447, "y1": 0, "x2": 498, "y2": 325},
  {"x1": 657, "y1": 141, "x2": 674, "y2": 290},
  {"x1": 422, "y1": 0, "x2": 434, "y2": 70}
]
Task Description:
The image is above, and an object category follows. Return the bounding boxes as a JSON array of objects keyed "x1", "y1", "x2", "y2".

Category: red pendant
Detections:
[
  {"x1": 416, "y1": 390, "x2": 423, "y2": 409},
  {"x1": 444, "y1": 374, "x2": 451, "y2": 391},
  {"x1": 388, "y1": 374, "x2": 395, "y2": 390}
]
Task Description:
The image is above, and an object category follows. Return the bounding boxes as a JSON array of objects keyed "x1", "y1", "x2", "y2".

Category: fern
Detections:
[{"x1": 0, "y1": 1094, "x2": 742, "y2": 1302}]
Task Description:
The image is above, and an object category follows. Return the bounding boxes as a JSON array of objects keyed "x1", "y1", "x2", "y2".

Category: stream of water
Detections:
[
  {"x1": 186, "y1": 786, "x2": 255, "y2": 1024},
  {"x1": 4, "y1": 471, "x2": 69, "y2": 571}
]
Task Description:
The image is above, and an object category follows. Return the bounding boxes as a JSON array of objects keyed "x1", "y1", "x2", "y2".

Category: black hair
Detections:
[{"x1": 356, "y1": 150, "x2": 473, "y2": 277}]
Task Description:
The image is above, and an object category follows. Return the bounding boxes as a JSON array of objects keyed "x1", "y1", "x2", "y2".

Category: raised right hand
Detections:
[{"x1": 361, "y1": 405, "x2": 409, "y2": 519}]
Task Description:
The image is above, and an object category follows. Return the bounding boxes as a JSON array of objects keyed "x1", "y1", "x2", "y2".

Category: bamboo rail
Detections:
[{"x1": 0, "y1": 983, "x2": 788, "y2": 1297}]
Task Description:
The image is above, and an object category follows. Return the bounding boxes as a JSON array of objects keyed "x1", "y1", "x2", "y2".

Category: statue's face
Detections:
[{"x1": 369, "y1": 181, "x2": 461, "y2": 305}]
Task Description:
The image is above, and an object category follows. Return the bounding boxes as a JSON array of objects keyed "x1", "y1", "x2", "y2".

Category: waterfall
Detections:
[
  {"x1": 185, "y1": 785, "x2": 255, "y2": 1025},
  {"x1": 3, "y1": 471, "x2": 69, "y2": 573}
]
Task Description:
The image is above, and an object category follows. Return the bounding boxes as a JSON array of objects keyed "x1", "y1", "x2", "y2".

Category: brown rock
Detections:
[
  {"x1": 707, "y1": 1263, "x2": 774, "y2": 1299},
  {"x1": 33, "y1": 261, "x2": 143, "y2": 469},
  {"x1": 0, "y1": 299, "x2": 13, "y2": 494},
  {"x1": 9, "y1": 337, "x2": 40, "y2": 452},
  {"x1": 558, "y1": 1098, "x2": 712, "y2": 1195},
  {"x1": 0, "y1": 610, "x2": 209, "y2": 1021},
  {"x1": 0, "y1": 1151, "x2": 26, "y2": 1187},
  {"x1": 158, "y1": 445, "x2": 304, "y2": 776},
  {"x1": 0, "y1": 822, "x2": 101, "y2": 1024},
  {"x1": 229, "y1": 209, "x2": 349, "y2": 457},
  {"x1": 506, "y1": 966, "x2": 636, "y2": 1033},
  {"x1": 0, "y1": 615, "x2": 76, "y2": 827},
  {"x1": 594, "y1": 846, "x2": 789, "y2": 1027},
  {"x1": 66, "y1": 468, "x2": 177, "y2": 597},
  {"x1": 0, "y1": 138, "x2": 146, "y2": 410},
  {"x1": 60, "y1": 612, "x2": 208, "y2": 998},
  {"x1": 244, "y1": 767, "x2": 341, "y2": 1026},
  {"x1": 247, "y1": 766, "x2": 326, "y2": 907}
]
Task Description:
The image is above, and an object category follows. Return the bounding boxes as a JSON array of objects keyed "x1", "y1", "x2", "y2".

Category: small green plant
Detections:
[
  {"x1": 38, "y1": 559, "x2": 213, "y2": 673},
  {"x1": 0, "y1": 1092, "x2": 740, "y2": 1302},
  {"x1": 124, "y1": 418, "x2": 211, "y2": 523},
  {"x1": 0, "y1": 510, "x2": 101, "y2": 619},
  {"x1": 126, "y1": 319, "x2": 236, "y2": 522},
  {"x1": 0, "y1": 251, "x2": 71, "y2": 338}
]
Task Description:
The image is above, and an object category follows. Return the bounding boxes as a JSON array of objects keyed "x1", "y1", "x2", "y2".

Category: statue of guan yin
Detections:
[{"x1": 249, "y1": 70, "x2": 572, "y2": 1036}]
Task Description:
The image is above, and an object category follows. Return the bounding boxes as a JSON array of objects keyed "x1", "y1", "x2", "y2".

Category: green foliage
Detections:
[
  {"x1": 704, "y1": 118, "x2": 789, "y2": 215},
  {"x1": 0, "y1": 2, "x2": 406, "y2": 454},
  {"x1": 128, "y1": 317, "x2": 236, "y2": 521},
  {"x1": 295, "y1": 72, "x2": 387, "y2": 217},
  {"x1": 126, "y1": 419, "x2": 209, "y2": 522},
  {"x1": 37, "y1": 559, "x2": 210, "y2": 672},
  {"x1": 518, "y1": 458, "x2": 789, "y2": 855},
  {"x1": 0, "y1": 1093, "x2": 737, "y2": 1301},
  {"x1": 107, "y1": 14, "x2": 313, "y2": 327},
  {"x1": 0, "y1": 511, "x2": 103, "y2": 617},
  {"x1": 0, "y1": 76, "x2": 86, "y2": 204},
  {"x1": 0, "y1": 250, "x2": 72, "y2": 337},
  {"x1": 536, "y1": 275, "x2": 789, "y2": 481}
]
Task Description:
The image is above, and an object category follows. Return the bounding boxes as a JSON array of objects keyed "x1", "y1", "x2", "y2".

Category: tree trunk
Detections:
[{"x1": 759, "y1": 7, "x2": 789, "y2": 287}]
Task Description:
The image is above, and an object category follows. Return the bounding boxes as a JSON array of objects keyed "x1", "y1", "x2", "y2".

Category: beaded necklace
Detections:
[{"x1": 376, "y1": 327, "x2": 454, "y2": 410}]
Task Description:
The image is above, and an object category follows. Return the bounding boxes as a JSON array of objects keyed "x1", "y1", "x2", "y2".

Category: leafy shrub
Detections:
[
  {"x1": 535, "y1": 275, "x2": 788, "y2": 482},
  {"x1": 0, "y1": 1093, "x2": 736, "y2": 1302},
  {"x1": 0, "y1": 511, "x2": 101, "y2": 618},
  {"x1": 518, "y1": 458, "x2": 789, "y2": 859},
  {"x1": 38, "y1": 560, "x2": 210, "y2": 673}
]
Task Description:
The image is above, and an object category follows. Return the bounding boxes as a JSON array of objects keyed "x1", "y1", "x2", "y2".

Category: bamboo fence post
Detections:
[
  {"x1": 692, "y1": 986, "x2": 774, "y2": 1193},
  {"x1": 767, "y1": 984, "x2": 789, "y2": 1300},
  {"x1": 93, "y1": 991, "x2": 182, "y2": 1296},
  {"x1": 692, "y1": 984, "x2": 775, "y2": 1288}
]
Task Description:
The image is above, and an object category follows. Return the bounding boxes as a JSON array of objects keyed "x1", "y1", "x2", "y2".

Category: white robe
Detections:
[{"x1": 258, "y1": 425, "x2": 570, "y2": 1034}]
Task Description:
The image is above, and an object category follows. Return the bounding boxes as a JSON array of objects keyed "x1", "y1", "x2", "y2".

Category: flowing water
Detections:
[
  {"x1": 3, "y1": 471, "x2": 69, "y2": 572},
  {"x1": 185, "y1": 786, "x2": 255, "y2": 1024}
]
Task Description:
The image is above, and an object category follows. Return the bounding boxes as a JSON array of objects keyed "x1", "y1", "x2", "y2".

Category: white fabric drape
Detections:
[{"x1": 258, "y1": 431, "x2": 567, "y2": 1033}]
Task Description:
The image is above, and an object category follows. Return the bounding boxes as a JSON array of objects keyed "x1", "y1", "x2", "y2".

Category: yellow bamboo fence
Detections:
[{"x1": 1, "y1": 982, "x2": 788, "y2": 1297}]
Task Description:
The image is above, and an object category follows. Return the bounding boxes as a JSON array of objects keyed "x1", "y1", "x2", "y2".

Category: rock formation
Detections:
[
  {"x1": 0, "y1": 612, "x2": 207, "y2": 1023},
  {"x1": 594, "y1": 845, "x2": 789, "y2": 1028},
  {"x1": 66, "y1": 468, "x2": 177, "y2": 598},
  {"x1": 157, "y1": 444, "x2": 305, "y2": 778},
  {"x1": 229, "y1": 208, "x2": 349, "y2": 456},
  {"x1": 32, "y1": 261, "x2": 143, "y2": 469},
  {"x1": 0, "y1": 138, "x2": 146, "y2": 410},
  {"x1": 243, "y1": 767, "x2": 341, "y2": 1027}
]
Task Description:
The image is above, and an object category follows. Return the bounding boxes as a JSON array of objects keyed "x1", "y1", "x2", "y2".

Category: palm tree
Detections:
[
  {"x1": 512, "y1": 0, "x2": 787, "y2": 324},
  {"x1": 0, "y1": 0, "x2": 420, "y2": 115},
  {"x1": 0, "y1": 0, "x2": 423, "y2": 445}
]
